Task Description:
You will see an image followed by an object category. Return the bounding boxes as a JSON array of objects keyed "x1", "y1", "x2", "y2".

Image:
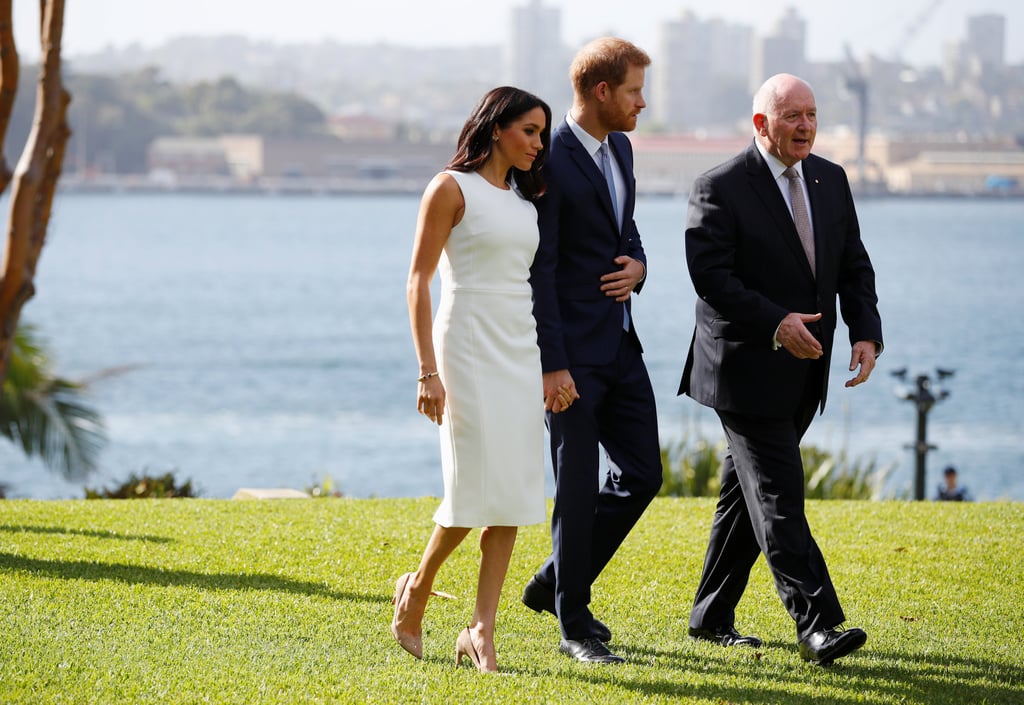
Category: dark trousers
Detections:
[
  {"x1": 536, "y1": 332, "x2": 663, "y2": 640},
  {"x1": 689, "y1": 365, "x2": 845, "y2": 641}
]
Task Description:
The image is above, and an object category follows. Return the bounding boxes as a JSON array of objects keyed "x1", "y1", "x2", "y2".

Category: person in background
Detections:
[
  {"x1": 937, "y1": 465, "x2": 971, "y2": 501},
  {"x1": 679, "y1": 73, "x2": 883, "y2": 666},
  {"x1": 392, "y1": 86, "x2": 558, "y2": 673},
  {"x1": 525, "y1": 37, "x2": 663, "y2": 665}
]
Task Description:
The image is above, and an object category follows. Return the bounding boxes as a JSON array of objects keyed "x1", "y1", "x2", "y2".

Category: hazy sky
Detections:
[{"x1": 14, "y1": 1, "x2": 1024, "y2": 66}]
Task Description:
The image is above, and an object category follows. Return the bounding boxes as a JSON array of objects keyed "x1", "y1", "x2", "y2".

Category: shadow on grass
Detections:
[
  {"x1": 847, "y1": 650, "x2": 1024, "y2": 705},
  {"x1": 0, "y1": 524, "x2": 175, "y2": 543},
  {"x1": 567, "y1": 672, "x2": 805, "y2": 705},
  {"x1": 0, "y1": 551, "x2": 382, "y2": 604},
  {"x1": 550, "y1": 643, "x2": 1024, "y2": 705},
  {"x1": 605, "y1": 643, "x2": 821, "y2": 703}
]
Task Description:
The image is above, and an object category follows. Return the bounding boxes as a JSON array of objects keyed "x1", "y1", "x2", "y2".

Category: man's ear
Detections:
[
  {"x1": 594, "y1": 80, "x2": 609, "y2": 103},
  {"x1": 753, "y1": 113, "x2": 768, "y2": 135}
]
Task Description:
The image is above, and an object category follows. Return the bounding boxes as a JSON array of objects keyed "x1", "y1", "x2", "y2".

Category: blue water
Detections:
[{"x1": 1, "y1": 193, "x2": 1022, "y2": 501}]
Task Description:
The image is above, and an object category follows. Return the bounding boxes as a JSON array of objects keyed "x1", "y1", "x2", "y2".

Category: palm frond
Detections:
[{"x1": 0, "y1": 325, "x2": 107, "y2": 480}]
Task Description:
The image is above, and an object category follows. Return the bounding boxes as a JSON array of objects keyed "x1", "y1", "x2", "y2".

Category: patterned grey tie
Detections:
[
  {"x1": 784, "y1": 166, "x2": 815, "y2": 275},
  {"x1": 599, "y1": 142, "x2": 620, "y2": 231}
]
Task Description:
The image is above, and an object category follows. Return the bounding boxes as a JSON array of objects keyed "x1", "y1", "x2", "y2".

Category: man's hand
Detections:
[
  {"x1": 777, "y1": 312, "x2": 823, "y2": 359},
  {"x1": 846, "y1": 340, "x2": 878, "y2": 387},
  {"x1": 600, "y1": 256, "x2": 645, "y2": 302},
  {"x1": 543, "y1": 369, "x2": 579, "y2": 413}
]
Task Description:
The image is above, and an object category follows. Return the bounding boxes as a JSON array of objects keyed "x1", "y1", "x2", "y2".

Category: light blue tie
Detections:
[
  {"x1": 599, "y1": 142, "x2": 620, "y2": 231},
  {"x1": 600, "y1": 142, "x2": 630, "y2": 332}
]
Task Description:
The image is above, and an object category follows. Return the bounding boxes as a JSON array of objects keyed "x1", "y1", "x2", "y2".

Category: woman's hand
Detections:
[
  {"x1": 553, "y1": 383, "x2": 577, "y2": 412},
  {"x1": 417, "y1": 376, "x2": 446, "y2": 425},
  {"x1": 544, "y1": 371, "x2": 579, "y2": 414}
]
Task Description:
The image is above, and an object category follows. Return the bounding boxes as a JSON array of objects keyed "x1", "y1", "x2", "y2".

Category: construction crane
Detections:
[
  {"x1": 842, "y1": 44, "x2": 868, "y2": 188},
  {"x1": 889, "y1": 0, "x2": 944, "y2": 62},
  {"x1": 841, "y1": 0, "x2": 944, "y2": 191}
]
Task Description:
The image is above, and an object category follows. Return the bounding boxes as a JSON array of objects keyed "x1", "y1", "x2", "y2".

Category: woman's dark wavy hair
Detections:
[{"x1": 447, "y1": 86, "x2": 552, "y2": 201}]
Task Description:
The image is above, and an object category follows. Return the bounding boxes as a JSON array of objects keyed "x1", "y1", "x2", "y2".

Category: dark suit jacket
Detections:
[
  {"x1": 530, "y1": 120, "x2": 647, "y2": 372},
  {"x1": 679, "y1": 141, "x2": 882, "y2": 418}
]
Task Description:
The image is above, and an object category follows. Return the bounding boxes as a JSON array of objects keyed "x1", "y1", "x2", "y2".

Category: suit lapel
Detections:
[
  {"x1": 744, "y1": 144, "x2": 815, "y2": 281},
  {"x1": 557, "y1": 122, "x2": 620, "y2": 235}
]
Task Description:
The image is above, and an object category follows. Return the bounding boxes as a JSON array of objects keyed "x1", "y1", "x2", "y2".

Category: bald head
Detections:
[
  {"x1": 752, "y1": 73, "x2": 814, "y2": 125},
  {"x1": 752, "y1": 73, "x2": 817, "y2": 167}
]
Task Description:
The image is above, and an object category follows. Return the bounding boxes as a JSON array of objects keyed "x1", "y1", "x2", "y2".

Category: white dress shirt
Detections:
[{"x1": 566, "y1": 113, "x2": 624, "y2": 231}]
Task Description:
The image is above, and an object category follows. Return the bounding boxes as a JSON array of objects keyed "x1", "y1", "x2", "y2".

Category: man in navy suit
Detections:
[
  {"x1": 525, "y1": 37, "x2": 663, "y2": 664},
  {"x1": 679, "y1": 73, "x2": 883, "y2": 666}
]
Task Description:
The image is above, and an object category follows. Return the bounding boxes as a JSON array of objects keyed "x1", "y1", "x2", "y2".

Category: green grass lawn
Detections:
[{"x1": 1, "y1": 497, "x2": 1021, "y2": 704}]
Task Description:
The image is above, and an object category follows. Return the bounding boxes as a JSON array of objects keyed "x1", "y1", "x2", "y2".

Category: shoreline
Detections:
[{"x1": 55, "y1": 174, "x2": 1024, "y2": 200}]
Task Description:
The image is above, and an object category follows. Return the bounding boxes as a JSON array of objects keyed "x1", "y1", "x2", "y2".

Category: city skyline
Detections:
[{"x1": 12, "y1": 0, "x2": 1024, "y2": 68}]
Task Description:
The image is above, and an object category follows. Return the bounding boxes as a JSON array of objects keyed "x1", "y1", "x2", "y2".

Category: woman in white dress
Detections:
[{"x1": 393, "y1": 87, "x2": 567, "y2": 672}]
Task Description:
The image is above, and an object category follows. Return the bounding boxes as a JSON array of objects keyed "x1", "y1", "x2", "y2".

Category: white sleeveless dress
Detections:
[{"x1": 431, "y1": 170, "x2": 546, "y2": 528}]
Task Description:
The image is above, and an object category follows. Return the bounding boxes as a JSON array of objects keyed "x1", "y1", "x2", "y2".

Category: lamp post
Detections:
[{"x1": 892, "y1": 368, "x2": 954, "y2": 500}]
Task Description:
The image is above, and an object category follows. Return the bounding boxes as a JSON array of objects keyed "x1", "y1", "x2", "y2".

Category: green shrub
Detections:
[
  {"x1": 304, "y1": 474, "x2": 343, "y2": 498},
  {"x1": 84, "y1": 470, "x2": 198, "y2": 499},
  {"x1": 802, "y1": 445, "x2": 898, "y2": 500},
  {"x1": 660, "y1": 426, "x2": 897, "y2": 500},
  {"x1": 659, "y1": 434, "x2": 725, "y2": 498}
]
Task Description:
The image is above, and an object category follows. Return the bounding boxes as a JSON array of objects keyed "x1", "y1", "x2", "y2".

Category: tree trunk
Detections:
[
  {"x1": 0, "y1": 0, "x2": 69, "y2": 385},
  {"x1": 0, "y1": 0, "x2": 19, "y2": 194}
]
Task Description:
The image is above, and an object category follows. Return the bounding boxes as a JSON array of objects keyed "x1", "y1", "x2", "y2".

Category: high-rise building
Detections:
[
  {"x1": 750, "y1": 7, "x2": 806, "y2": 91},
  {"x1": 966, "y1": 13, "x2": 1005, "y2": 71},
  {"x1": 943, "y1": 13, "x2": 1007, "y2": 87},
  {"x1": 655, "y1": 12, "x2": 752, "y2": 132},
  {"x1": 506, "y1": 0, "x2": 570, "y2": 114}
]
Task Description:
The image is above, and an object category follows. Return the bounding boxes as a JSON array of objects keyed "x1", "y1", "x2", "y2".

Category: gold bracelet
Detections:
[{"x1": 417, "y1": 371, "x2": 439, "y2": 382}]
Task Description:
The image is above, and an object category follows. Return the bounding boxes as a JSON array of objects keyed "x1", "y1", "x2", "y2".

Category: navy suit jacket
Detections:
[
  {"x1": 530, "y1": 120, "x2": 647, "y2": 372},
  {"x1": 679, "y1": 142, "x2": 882, "y2": 418}
]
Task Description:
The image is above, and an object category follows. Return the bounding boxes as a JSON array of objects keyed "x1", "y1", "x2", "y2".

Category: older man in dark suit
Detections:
[
  {"x1": 525, "y1": 37, "x2": 663, "y2": 665},
  {"x1": 679, "y1": 73, "x2": 883, "y2": 666}
]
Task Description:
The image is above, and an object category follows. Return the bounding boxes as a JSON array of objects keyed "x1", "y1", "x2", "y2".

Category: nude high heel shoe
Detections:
[
  {"x1": 390, "y1": 572, "x2": 423, "y2": 659},
  {"x1": 455, "y1": 627, "x2": 496, "y2": 673}
]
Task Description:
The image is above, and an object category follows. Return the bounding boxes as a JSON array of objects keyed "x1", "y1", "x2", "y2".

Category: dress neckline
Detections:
[{"x1": 471, "y1": 170, "x2": 512, "y2": 191}]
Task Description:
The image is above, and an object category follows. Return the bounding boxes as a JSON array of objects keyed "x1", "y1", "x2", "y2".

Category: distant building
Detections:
[
  {"x1": 885, "y1": 149, "x2": 1024, "y2": 195},
  {"x1": 655, "y1": 12, "x2": 752, "y2": 132},
  {"x1": 506, "y1": 0, "x2": 571, "y2": 114},
  {"x1": 814, "y1": 132, "x2": 1024, "y2": 195},
  {"x1": 134, "y1": 130, "x2": 1024, "y2": 197},
  {"x1": 750, "y1": 7, "x2": 806, "y2": 90},
  {"x1": 940, "y1": 13, "x2": 1008, "y2": 124},
  {"x1": 327, "y1": 114, "x2": 396, "y2": 142},
  {"x1": 147, "y1": 137, "x2": 231, "y2": 178},
  {"x1": 630, "y1": 133, "x2": 752, "y2": 195},
  {"x1": 146, "y1": 135, "x2": 453, "y2": 192},
  {"x1": 967, "y1": 13, "x2": 1006, "y2": 71},
  {"x1": 944, "y1": 13, "x2": 1006, "y2": 84},
  {"x1": 628, "y1": 130, "x2": 1024, "y2": 197}
]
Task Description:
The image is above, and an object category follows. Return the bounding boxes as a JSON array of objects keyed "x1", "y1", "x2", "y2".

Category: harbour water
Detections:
[{"x1": 1, "y1": 192, "x2": 1021, "y2": 501}]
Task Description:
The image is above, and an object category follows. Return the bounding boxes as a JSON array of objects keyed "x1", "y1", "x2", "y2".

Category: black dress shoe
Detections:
[
  {"x1": 559, "y1": 638, "x2": 625, "y2": 664},
  {"x1": 799, "y1": 627, "x2": 867, "y2": 665},
  {"x1": 688, "y1": 625, "x2": 763, "y2": 648},
  {"x1": 522, "y1": 576, "x2": 612, "y2": 643}
]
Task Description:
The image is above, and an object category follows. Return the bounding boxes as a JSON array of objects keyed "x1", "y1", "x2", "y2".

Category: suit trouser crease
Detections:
[
  {"x1": 690, "y1": 369, "x2": 845, "y2": 641},
  {"x1": 539, "y1": 333, "x2": 662, "y2": 639}
]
